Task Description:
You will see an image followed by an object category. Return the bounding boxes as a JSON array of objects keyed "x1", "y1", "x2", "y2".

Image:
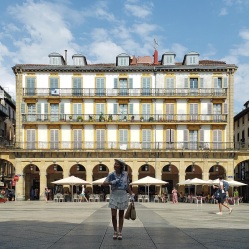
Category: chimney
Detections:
[
  {"x1": 153, "y1": 49, "x2": 158, "y2": 65},
  {"x1": 64, "y1": 50, "x2": 67, "y2": 65}
]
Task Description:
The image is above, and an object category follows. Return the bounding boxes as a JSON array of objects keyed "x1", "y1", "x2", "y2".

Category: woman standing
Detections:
[
  {"x1": 172, "y1": 187, "x2": 178, "y2": 204},
  {"x1": 103, "y1": 159, "x2": 134, "y2": 240}
]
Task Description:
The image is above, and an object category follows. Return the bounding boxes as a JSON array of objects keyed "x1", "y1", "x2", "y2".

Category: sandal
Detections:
[
  {"x1": 113, "y1": 231, "x2": 117, "y2": 240},
  {"x1": 117, "y1": 232, "x2": 122, "y2": 240}
]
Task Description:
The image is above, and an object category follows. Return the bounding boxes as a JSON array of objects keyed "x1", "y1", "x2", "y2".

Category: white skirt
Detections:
[{"x1": 109, "y1": 190, "x2": 128, "y2": 210}]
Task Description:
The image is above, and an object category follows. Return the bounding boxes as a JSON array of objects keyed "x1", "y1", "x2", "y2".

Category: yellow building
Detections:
[{"x1": 8, "y1": 50, "x2": 239, "y2": 200}]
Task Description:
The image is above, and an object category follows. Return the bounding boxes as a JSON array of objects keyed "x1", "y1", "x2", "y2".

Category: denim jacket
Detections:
[{"x1": 105, "y1": 171, "x2": 129, "y2": 191}]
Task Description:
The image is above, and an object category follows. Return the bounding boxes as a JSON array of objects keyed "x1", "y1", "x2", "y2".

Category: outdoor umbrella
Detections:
[
  {"x1": 130, "y1": 176, "x2": 168, "y2": 201},
  {"x1": 91, "y1": 177, "x2": 107, "y2": 185},
  {"x1": 227, "y1": 180, "x2": 247, "y2": 187},
  {"x1": 177, "y1": 178, "x2": 208, "y2": 195},
  {"x1": 52, "y1": 176, "x2": 90, "y2": 201}
]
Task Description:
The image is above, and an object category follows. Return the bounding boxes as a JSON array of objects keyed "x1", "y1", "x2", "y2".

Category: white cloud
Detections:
[
  {"x1": 131, "y1": 23, "x2": 157, "y2": 37},
  {"x1": 234, "y1": 63, "x2": 249, "y2": 113},
  {"x1": 170, "y1": 43, "x2": 188, "y2": 61},
  {"x1": 125, "y1": 3, "x2": 153, "y2": 18},
  {"x1": 202, "y1": 44, "x2": 217, "y2": 59},
  {"x1": 89, "y1": 41, "x2": 123, "y2": 63},
  {"x1": 219, "y1": 8, "x2": 228, "y2": 16},
  {"x1": 5, "y1": 0, "x2": 83, "y2": 65},
  {"x1": 93, "y1": 2, "x2": 116, "y2": 22}
]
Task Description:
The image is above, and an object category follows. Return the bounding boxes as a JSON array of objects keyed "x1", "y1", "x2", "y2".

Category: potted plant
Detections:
[
  {"x1": 140, "y1": 116, "x2": 144, "y2": 122},
  {"x1": 77, "y1": 116, "x2": 83, "y2": 122},
  {"x1": 108, "y1": 114, "x2": 113, "y2": 122},
  {"x1": 99, "y1": 112, "x2": 105, "y2": 122},
  {"x1": 131, "y1": 115, "x2": 135, "y2": 122},
  {"x1": 123, "y1": 116, "x2": 127, "y2": 121},
  {"x1": 69, "y1": 115, "x2": 73, "y2": 121},
  {"x1": 149, "y1": 116, "x2": 154, "y2": 122},
  {"x1": 89, "y1": 115, "x2": 93, "y2": 122}
]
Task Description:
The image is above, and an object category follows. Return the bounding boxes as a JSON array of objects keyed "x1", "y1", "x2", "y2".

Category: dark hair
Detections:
[{"x1": 218, "y1": 175, "x2": 223, "y2": 180}]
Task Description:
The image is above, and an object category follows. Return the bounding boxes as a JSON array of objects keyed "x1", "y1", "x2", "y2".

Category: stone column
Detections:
[
  {"x1": 39, "y1": 171, "x2": 47, "y2": 201},
  {"x1": 15, "y1": 160, "x2": 25, "y2": 201}
]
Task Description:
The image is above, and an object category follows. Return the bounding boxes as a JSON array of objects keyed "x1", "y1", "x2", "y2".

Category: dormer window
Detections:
[
  {"x1": 116, "y1": 53, "x2": 130, "y2": 66},
  {"x1": 161, "y1": 52, "x2": 176, "y2": 65},
  {"x1": 48, "y1": 52, "x2": 65, "y2": 65},
  {"x1": 183, "y1": 52, "x2": 199, "y2": 65},
  {"x1": 72, "y1": 54, "x2": 87, "y2": 66}
]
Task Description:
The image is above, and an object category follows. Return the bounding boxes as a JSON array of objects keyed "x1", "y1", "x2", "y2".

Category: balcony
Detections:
[
  {"x1": 0, "y1": 103, "x2": 8, "y2": 117},
  {"x1": 21, "y1": 114, "x2": 228, "y2": 124},
  {"x1": 12, "y1": 141, "x2": 235, "y2": 151},
  {"x1": 22, "y1": 88, "x2": 227, "y2": 98}
]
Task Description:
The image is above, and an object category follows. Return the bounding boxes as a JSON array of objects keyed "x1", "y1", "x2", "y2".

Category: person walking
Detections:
[
  {"x1": 233, "y1": 188, "x2": 239, "y2": 205},
  {"x1": 213, "y1": 175, "x2": 232, "y2": 215},
  {"x1": 44, "y1": 187, "x2": 49, "y2": 202},
  {"x1": 103, "y1": 159, "x2": 134, "y2": 240},
  {"x1": 172, "y1": 187, "x2": 178, "y2": 204},
  {"x1": 80, "y1": 185, "x2": 88, "y2": 202}
]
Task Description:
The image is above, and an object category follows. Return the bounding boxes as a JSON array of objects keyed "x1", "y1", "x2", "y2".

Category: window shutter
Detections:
[
  {"x1": 113, "y1": 103, "x2": 118, "y2": 114},
  {"x1": 21, "y1": 102, "x2": 26, "y2": 114},
  {"x1": 200, "y1": 129, "x2": 204, "y2": 142},
  {"x1": 27, "y1": 77, "x2": 35, "y2": 90},
  {"x1": 128, "y1": 78, "x2": 133, "y2": 88},
  {"x1": 114, "y1": 78, "x2": 118, "y2": 88},
  {"x1": 223, "y1": 77, "x2": 228, "y2": 88},
  {"x1": 37, "y1": 103, "x2": 41, "y2": 114},
  {"x1": 60, "y1": 103, "x2": 64, "y2": 114},
  {"x1": 223, "y1": 103, "x2": 228, "y2": 114},
  {"x1": 200, "y1": 78, "x2": 204, "y2": 88},
  {"x1": 214, "y1": 77, "x2": 218, "y2": 88},
  {"x1": 128, "y1": 103, "x2": 134, "y2": 114},
  {"x1": 208, "y1": 103, "x2": 212, "y2": 114},
  {"x1": 50, "y1": 78, "x2": 59, "y2": 88},
  {"x1": 44, "y1": 103, "x2": 48, "y2": 114},
  {"x1": 184, "y1": 78, "x2": 188, "y2": 88},
  {"x1": 120, "y1": 129, "x2": 128, "y2": 143},
  {"x1": 73, "y1": 77, "x2": 82, "y2": 88},
  {"x1": 183, "y1": 129, "x2": 188, "y2": 142},
  {"x1": 166, "y1": 129, "x2": 170, "y2": 142},
  {"x1": 171, "y1": 129, "x2": 175, "y2": 142}
]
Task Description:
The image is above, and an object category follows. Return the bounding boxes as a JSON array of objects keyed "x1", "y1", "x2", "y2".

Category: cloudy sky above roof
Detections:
[{"x1": 0, "y1": 0, "x2": 249, "y2": 113}]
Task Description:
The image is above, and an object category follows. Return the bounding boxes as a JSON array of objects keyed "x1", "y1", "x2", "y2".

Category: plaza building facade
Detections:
[
  {"x1": 6, "y1": 49, "x2": 241, "y2": 200},
  {"x1": 0, "y1": 86, "x2": 16, "y2": 190}
]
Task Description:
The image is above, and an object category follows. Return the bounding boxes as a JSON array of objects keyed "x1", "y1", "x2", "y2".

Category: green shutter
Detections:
[
  {"x1": 128, "y1": 78, "x2": 133, "y2": 88},
  {"x1": 114, "y1": 78, "x2": 118, "y2": 88}
]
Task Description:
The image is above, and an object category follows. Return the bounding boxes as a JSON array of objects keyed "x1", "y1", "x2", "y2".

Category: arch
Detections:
[
  {"x1": 23, "y1": 163, "x2": 40, "y2": 200},
  {"x1": 92, "y1": 164, "x2": 109, "y2": 195},
  {"x1": 185, "y1": 164, "x2": 202, "y2": 180},
  {"x1": 69, "y1": 164, "x2": 86, "y2": 179},
  {"x1": 185, "y1": 163, "x2": 203, "y2": 194},
  {"x1": 0, "y1": 159, "x2": 15, "y2": 200},
  {"x1": 162, "y1": 163, "x2": 179, "y2": 194},
  {"x1": 208, "y1": 164, "x2": 226, "y2": 180},
  {"x1": 47, "y1": 164, "x2": 63, "y2": 197},
  {"x1": 137, "y1": 164, "x2": 155, "y2": 195}
]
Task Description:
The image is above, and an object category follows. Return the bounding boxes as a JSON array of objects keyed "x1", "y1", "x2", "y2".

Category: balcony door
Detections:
[{"x1": 119, "y1": 79, "x2": 128, "y2": 96}]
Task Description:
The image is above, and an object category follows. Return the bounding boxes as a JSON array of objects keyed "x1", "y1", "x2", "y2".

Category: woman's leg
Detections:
[
  {"x1": 111, "y1": 209, "x2": 118, "y2": 232},
  {"x1": 118, "y1": 210, "x2": 125, "y2": 233}
]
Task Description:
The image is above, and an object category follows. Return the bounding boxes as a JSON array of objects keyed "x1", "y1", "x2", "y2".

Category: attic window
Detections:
[{"x1": 118, "y1": 57, "x2": 129, "y2": 66}]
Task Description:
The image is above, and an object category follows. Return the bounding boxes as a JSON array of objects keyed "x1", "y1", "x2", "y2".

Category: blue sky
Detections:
[{"x1": 0, "y1": 0, "x2": 249, "y2": 114}]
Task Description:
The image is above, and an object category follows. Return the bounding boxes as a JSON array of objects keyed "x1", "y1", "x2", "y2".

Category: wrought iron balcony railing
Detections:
[
  {"x1": 21, "y1": 114, "x2": 228, "y2": 123},
  {"x1": 23, "y1": 88, "x2": 227, "y2": 98},
  {"x1": 12, "y1": 141, "x2": 235, "y2": 151}
]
